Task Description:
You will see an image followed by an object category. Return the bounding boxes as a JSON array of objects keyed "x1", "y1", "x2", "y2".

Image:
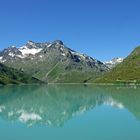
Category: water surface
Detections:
[{"x1": 0, "y1": 85, "x2": 140, "y2": 140}]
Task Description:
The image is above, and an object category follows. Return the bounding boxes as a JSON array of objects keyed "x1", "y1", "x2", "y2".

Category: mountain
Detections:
[
  {"x1": 104, "y1": 58, "x2": 123, "y2": 69},
  {"x1": 93, "y1": 46, "x2": 140, "y2": 84},
  {"x1": 0, "y1": 40, "x2": 109, "y2": 83},
  {"x1": 0, "y1": 63, "x2": 41, "y2": 85}
]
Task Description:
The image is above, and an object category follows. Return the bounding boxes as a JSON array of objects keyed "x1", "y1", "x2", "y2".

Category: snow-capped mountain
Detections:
[
  {"x1": 0, "y1": 41, "x2": 45, "y2": 60},
  {"x1": 19, "y1": 41, "x2": 42, "y2": 56},
  {"x1": 104, "y1": 58, "x2": 124, "y2": 69},
  {"x1": 0, "y1": 40, "x2": 109, "y2": 83}
]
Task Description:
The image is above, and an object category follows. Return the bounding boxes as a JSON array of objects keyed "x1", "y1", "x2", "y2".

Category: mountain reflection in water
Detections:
[{"x1": 0, "y1": 85, "x2": 140, "y2": 127}]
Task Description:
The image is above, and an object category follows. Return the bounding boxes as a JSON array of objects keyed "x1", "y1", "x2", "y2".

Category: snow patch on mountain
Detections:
[
  {"x1": 19, "y1": 46, "x2": 42, "y2": 56},
  {"x1": 0, "y1": 56, "x2": 6, "y2": 62},
  {"x1": 105, "y1": 58, "x2": 123, "y2": 69},
  {"x1": 47, "y1": 44, "x2": 52, "y2": 48},
  {"x1": 61, "y1": 53, "x2": 66, "y2": 56},
  {"x1": 105, "y1": 58, "x2": 123, "y2": 65},
  {"x1": 0, "y1": 57, "x2": 3, "y2": 60},
  {"x1": 71, "y1": 51, "x2": 86, "y2": 60},
  {"x1": 27, "y1": 41, "x2": 34, "y2": 46},
  {"x1": 8, "y1": 52, "x2": 15, "y2": 57}
]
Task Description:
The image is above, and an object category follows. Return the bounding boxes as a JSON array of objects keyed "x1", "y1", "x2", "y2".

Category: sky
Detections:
[{"x1": 0, "y1": 0, "x2": 140, "y2": 61}]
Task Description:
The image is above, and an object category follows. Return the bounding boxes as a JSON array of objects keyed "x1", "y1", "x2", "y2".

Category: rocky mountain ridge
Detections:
[{"x1": 0, "y1": 40, "x2": 109, "y2": 83}]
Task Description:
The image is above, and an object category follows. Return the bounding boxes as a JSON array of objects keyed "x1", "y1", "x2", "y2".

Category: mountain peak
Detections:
[
  {"x1": 105, "y1": 58, "x2": 123, "y2": 69},
  {"x1": 53, "y1": 40, "x2": 64, "y2": 45},
  {"x1": 11, "y1": 45, "x2": 16, "y2": 48},
  {"x1": 27, "y1": 40, "x2": 35, "y2": 46}
]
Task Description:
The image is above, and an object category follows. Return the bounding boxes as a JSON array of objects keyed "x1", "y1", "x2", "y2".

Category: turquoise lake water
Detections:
[{"x1": 0, "y1": 85, "x2": 140, "y2": 140}]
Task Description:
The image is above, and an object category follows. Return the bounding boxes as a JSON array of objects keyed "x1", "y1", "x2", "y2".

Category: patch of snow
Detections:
[
  {"x1": 9, "y1": 52, "x2": 15, "y2": 57},
  {"x1": 0, "y1": 57, "x2": 6, "y2": 63},
  {"x1": 105, "y1": 58, "x2": 123, "y2": 65},
  {"x1": 70, "y1": 51, "x2": 76, "y2": 54},
  {"x1": 61, "y1": 53, "x2": 66, "y2": 56},
  {"x1": 60, "y1": 47, "x2": 64, "y2": 51},
  {"x1": 47, "y1": 44, "x2": 52, "y2": 48},
  {"x1": 19, "y1": 46, "x2": 42, "y2": 56},
  {"x1": 71, "y1": 51, "x2": 86, "y2": 59},
  {"x1": 104, "y1": 58, "x2": 123, "y2": 69},
  {"x1": 117, "y1": 58, "x2": 124, "y2": 62},
  {"x1": 28, "y1": 41, "x2": 34, "y2": 46},
  {"x1": 16, "y1": 55, "x2": 25, "y2": 59},
  {"x1": 2, "y1": 60, "x2": 6, "y2": 62}
]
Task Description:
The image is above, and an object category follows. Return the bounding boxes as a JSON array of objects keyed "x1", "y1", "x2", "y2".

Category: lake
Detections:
[{"x1": 0, "y1": 84, "x2": 140, "y2": 140}]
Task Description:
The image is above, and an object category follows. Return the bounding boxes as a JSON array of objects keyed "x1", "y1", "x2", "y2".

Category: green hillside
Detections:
[
  {"x1": 92, "y1": 46, "x2": 140, "y2": 84},
  {"x1": 0, "y1": 63, "x2": 41, "y2": 85}
]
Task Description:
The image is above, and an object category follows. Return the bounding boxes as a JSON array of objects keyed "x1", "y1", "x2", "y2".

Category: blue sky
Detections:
[{"x1": 0, "y1": 0, "x2": 140, "y2": 61}]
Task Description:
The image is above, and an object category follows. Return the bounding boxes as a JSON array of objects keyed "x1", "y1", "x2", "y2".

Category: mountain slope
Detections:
[
  {"x1": 93, "y1": 46, "x2": 140, "y2": 84},
  {"x1": 0, "y1": 40, "x2": 109, "y2": 83},
  {"x1": 0, "y1": 63, "x2": 41, "y2": 85}
]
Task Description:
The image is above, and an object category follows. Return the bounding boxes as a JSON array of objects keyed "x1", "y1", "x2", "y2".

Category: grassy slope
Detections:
[
  {"x1": 45, "y1": 62, "x2": 103, "y2": 83},
  {"x1": 3, "y1": 50, "x2": 108, "y2": 83},
  {"x1": 92, "y1": 46, "x2": 140, "y2": 84},
  {"x1": 0, "y1": 63, "x2": 41, "y2": 85}
]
